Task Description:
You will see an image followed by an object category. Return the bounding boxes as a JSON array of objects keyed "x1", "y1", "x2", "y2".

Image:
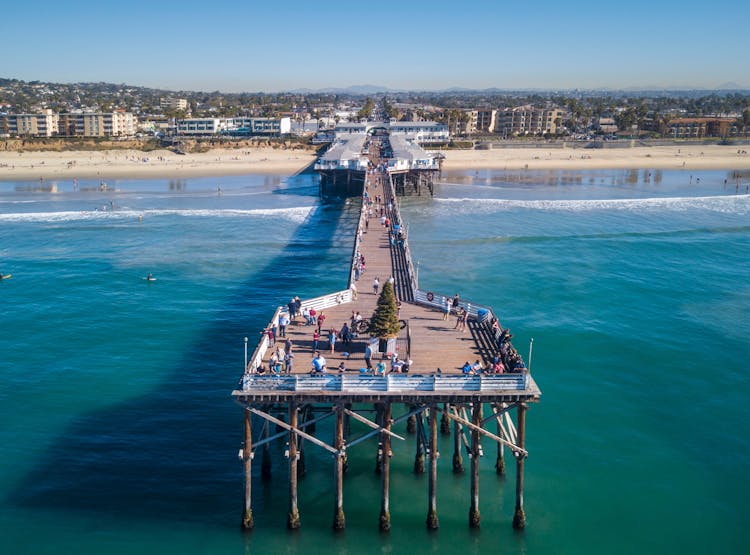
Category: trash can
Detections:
[{"x1": 477, "y1": 308, "x2": 489, "y2": 323}]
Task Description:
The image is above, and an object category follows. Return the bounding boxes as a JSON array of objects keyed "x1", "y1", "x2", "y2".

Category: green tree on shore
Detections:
[{"x1": 368, "y1": 281, "x2": 401, "y2": 339}]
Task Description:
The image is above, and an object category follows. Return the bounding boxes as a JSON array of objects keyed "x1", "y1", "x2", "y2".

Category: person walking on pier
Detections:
[
  {"x1": 284, "y1": 351, "x2": 294, "y2": 374},
  {"x1": 317, "y1": 311, "x2": 326, "y2": 333},
  {"x1": 278, "y1": 313, "x2": 289, "y2": 338},
  {"x1": 364, "y1": 344, "x2": 373, "y2": 370},
  {"x1": 312, "y1": 330, "x2": 320, "y2": 352},
  {"x1": 328, "y1": 328, "x2": 338, "y2": 354},
  {"x1": 373, "y1": 277, "x2": 380, "y2": 295}
]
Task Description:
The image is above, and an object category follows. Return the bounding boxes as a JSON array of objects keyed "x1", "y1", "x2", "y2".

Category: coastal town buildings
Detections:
[
  {"x1": 495, "y1": 106, "x2": 566, "y2": 136},
  {"x1": 476, "y1": 109, "x2": 497, "y2": 133},
  {"x1": 1, "y1": 110, "x2": 136, "y2": 137},
  {"x1": 662, "y1": 117, "x2": 739, "y2": 138},
  {"x1": 0, "y1": 109, "x2": 59, "y2": 137},
  {"x1": 58, "y1": 111, "x2": 137, "y2": 137},
  {"x1": 160, "y1": 97, "x2": 188, "y2": 111}
]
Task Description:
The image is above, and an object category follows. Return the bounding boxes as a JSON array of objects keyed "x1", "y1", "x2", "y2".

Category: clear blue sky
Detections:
[{"x1": 4, "y1": 0, "x2": 749, "y2": 92}]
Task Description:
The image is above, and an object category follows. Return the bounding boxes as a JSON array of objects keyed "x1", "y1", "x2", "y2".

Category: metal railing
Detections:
[
  {"x1": 238, "y1": 373, "x2": 529, "y2": 393},
  {"x1": 414, "y1": 289, "x2": 495, "y2": 322},
  {"x1": 385, "y1": 172, "x2": 419, "y2": 293}
]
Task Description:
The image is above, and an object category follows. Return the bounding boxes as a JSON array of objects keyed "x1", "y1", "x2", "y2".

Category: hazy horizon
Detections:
[{"x1": 5, "y1": 0, "x2": 750, "y2": 92}]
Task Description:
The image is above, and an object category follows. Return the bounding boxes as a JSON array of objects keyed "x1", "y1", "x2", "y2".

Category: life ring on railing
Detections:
[{"x1": 426, "y1": 291, "x2": 434, "y2": 302}]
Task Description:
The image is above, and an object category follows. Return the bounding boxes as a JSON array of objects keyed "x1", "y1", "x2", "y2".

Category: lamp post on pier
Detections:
[{"x1": 244, "y1": 337, "x2": 248, "y2": 372}]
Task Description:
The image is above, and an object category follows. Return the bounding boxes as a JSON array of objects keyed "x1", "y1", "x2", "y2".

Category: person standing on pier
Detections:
[
  {"x1": 373, "y1": 277, "x2": 380, "y2": 295},
  {"x1": 317, "y1": 311, "x2": 326, "y2": 333},
  {"x1": 284, "y1": 351, "x2": 294, "y2": 374},
  {"x1": 329, "y1": 328, "x2": 338, "y2": 354},
  {"x1": 364, "y1": 344, "x2": 373, "y2": 370},
  {"x1": 442, "y1": 297, "x2": 451, "y2": 321},
  {"x1": 278, "y1": 313, "x2": 289, "y2": 338},
  {"x1": 312, "y1": 330, "x2": 320, "y2": 352}
]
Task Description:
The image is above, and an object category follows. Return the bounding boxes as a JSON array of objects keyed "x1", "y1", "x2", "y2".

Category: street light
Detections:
[{"x1": 244, "y1": 336, "x2": 249, "y2": 373}]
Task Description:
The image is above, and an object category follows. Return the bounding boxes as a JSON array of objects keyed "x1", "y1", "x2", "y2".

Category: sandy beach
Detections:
[
  {"x1": 441, "y1": 144, "x2": 750, "y2": 172},
  {"x1": 0, "y1": 147, "x2": 318, "y2": 181},
  {"x1": 1, "y1": 144, "x2": 749, "y2": 182}
]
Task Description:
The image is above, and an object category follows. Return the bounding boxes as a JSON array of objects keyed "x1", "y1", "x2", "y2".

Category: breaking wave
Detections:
[
  {"x1": 0, "y1": 206, "x2": 315, "y2": 224},
  {"x1": 434, "y1": 194, "x2": 750, "y2": 214}
]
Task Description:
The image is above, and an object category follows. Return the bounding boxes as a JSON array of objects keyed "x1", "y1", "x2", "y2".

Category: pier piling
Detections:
[
  {"x1": 512, "y1": 403, "x2": 527, "y2": 530},
  {"x1": 287, "y1": 403, "x2": 300, "y2": 530},
  {"x1": 241, "y1": 409, "x2": 254, "y2": 530},
  {"x1": 333, "y1": 405, "x2": 346, "y2": 530},
  {"x1": 426, "y1": 405, "x2": 439, "y2": 530},
  {"x1": 495, "y1": 403, "x2": 505, "y2": 477},
  {"x1": 469, "y1": 403, "x2": 481, "y2": 528},
  {"x1": 379, "y1": 402, "x2": 392, "y2": 532},
  {"x1": 452, "y1": 413, "x2": 464, "y2": 473}
]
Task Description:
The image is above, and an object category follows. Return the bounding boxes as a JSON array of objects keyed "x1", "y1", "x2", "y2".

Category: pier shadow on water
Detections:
[{"x1": 7, "y1": 194, "x2": 358, "y2": 527}]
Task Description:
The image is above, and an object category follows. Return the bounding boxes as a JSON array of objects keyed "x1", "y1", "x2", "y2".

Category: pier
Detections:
[{"x1": 233, "y1": 129, "x2": 541, "y2": 531}]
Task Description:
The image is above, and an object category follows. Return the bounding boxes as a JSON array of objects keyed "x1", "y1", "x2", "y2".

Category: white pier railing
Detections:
[{"x1": 238, "y1": 373, "x2": 529, "y2": 393}]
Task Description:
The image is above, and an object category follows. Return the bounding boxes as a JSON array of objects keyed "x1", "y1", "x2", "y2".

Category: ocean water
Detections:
[{"x1": 1, "y1": 168, "x2": 748, "y2": 554}]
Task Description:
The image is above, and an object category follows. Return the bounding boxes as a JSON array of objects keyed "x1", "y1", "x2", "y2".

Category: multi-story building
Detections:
[
  {"x1": 387, "y1": 122, "x2": 450, "y2": 144},
  {"x1": 227, "y1": 117, "x2": 292, "y2": 136},
  {"x1": 176, "y1": 118, "x2": 225, "y2": 135},
  {"x1": 665, "y1": 117, "x2": 739, "y2": 138},
  {"x1": 496, "y1": 106, "x2": 566, "y2": 136},
  {"x1": 160, "y1": 97, "x2": 188, "y2": 111},
  {"x1": 57, "y1": 111, "x2": 137, "y2": 137},
  {"x1": 0, "y1": 109, "x2": 59, "y2": 137},
  {"x1": 476, "y1": 109, "x2": 497, "y2": 133}
]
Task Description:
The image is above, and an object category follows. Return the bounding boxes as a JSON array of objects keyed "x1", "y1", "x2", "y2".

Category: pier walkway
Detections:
[
  {"x1": 233, "y1": 128, "x2": 540, "y2": 532},
  {"x1": 236, "y1": 139, "x2": 538, "y2": 388}
]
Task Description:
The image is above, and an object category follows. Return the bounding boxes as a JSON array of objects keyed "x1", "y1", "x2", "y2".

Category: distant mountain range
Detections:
[
  {"x1": 285, "y1": 84, "x2": 750, "y2": 96},
  {"x1": 2, "y1": 77, "x2": 749, "y2": 97}
]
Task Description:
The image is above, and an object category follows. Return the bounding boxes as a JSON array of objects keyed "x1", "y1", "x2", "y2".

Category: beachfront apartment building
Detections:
[
  {"x1": 57, "y1": 111, "x2": 137, "y2": 137},
  {"x1": 664, "y1": 117, "x2": 739, "y2": 138},
  {"x1": 0, "y1": 109, "x2": 59, "y2": 137},
  {"x1": 476, "y1": 109, "x2": 497, "y2": 133},
  {"x1": 496, "y1": 106, "x2": 566, "y2": 136}
]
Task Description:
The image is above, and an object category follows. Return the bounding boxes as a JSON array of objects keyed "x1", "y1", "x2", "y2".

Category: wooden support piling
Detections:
[
  {"x1": 407, "y1": 413, "x2": 417, "y2": 434},
  {"x1": 414, "y1": 412, "x2": 425, "y2": 474},
  {"x1": 379, "y1": 402, "x2": 392, "y2": 532},
  {"x1": 440, "y1": 403, "x2": 451, "y2": 435},
  {"x1": 333, "y1": 405, "x2": 346, "y2": 530},
  {"x1": 241, "y1": 409, "x2": 254, "y2": 530},
  {"x1": 426, "y1": 404, "x2": 439, "y2": 529},
  {"x1": 495, "y1": 403, "x2": 506, "y2": 477},
  {"x1": 512, "y1": 403, "x2": 527, "y2": 530},
  {"x1": 287, "y1": 402, "x2": 300, "y2": 529},
  {"x1": 452, "y1": 411, "x2": 464, "y2": 473},
  {"x1": 374, "y1": 404, "x2": 383, "y2": 475},
  {"x1": 469, "y1": 402, "x2": 481, "y2": 528}
]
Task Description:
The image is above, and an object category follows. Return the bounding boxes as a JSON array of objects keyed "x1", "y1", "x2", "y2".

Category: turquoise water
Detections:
[{"x1": 1, "y1": 168, "x2": 748, "y2": 554}]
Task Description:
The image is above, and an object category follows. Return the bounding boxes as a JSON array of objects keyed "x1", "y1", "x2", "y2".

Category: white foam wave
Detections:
[
  {"x1": 434, "y1": 194, "x2": 750, "y2": 214},
  {"x1": 0, "y1": 206, "x2": 314, "y2": 224}
]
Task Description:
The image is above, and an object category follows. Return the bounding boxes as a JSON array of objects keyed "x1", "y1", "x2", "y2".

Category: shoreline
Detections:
[
  {"x1": 1, "y1": 144, "x2": 749, "y2": 182},
  {"x1": 441, "y1": 144, "x2": 750, "y2": 172},
  {"x1": 0, "y1": 147, "x2": 317, "y2": 181}
]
